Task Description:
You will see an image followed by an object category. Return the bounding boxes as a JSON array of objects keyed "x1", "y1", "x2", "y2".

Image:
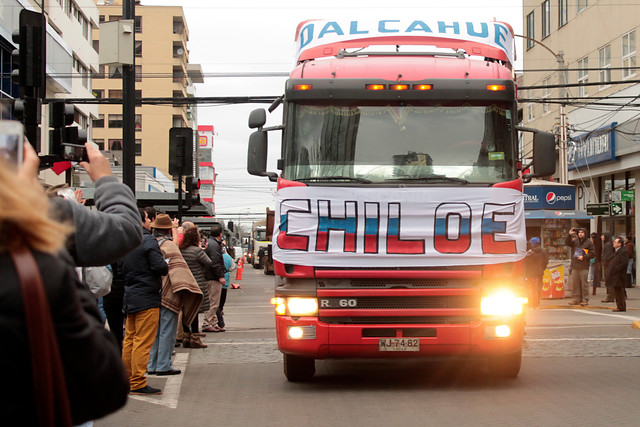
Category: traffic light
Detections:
[
  {"x1": 49, "y1": 101, "x2": 87, "y2": 161},
  {"x1": 169, "y1": 127, "x2": 194, "y2": 177},
  {"x1": 12, "y1": 10, "x2": 46, "y2": 93},
  {"x1": 184, "y1": 176, "x2": 200, "y2": 208}
]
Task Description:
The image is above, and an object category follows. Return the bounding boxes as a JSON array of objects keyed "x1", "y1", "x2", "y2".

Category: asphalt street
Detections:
[{"x1": 96, "y1": 268, "x2": 640, "y2": 427}]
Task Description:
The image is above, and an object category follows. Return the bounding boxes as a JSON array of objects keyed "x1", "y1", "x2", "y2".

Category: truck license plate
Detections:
[{"x1": 378, "y1": 338, "x2": 420, "y2": 352}]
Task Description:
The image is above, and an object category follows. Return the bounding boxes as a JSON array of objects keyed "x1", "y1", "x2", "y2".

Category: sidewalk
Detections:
[{"x1": 538, "y1": 283, "x2": 640, "y2": 311}]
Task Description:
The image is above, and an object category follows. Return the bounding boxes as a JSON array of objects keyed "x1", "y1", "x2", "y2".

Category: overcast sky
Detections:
[{"x1": 141, "y1": 0, "x2": 524, "y2": 225}]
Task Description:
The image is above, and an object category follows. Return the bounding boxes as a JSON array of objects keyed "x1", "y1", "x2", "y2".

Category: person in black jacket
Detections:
[
  {"x1": 606, "y1": 236, "x2": 629, "y2": 312},
  {"x1": 525, "y1": 237, "x2": 549, "y2": 308},
  {"x1": 601, "y1": 232, "x2": 615, "y2": 302},
  {"x1": 0, "y1": 144, "x2": 129, "y2": 424},
  {"x1": 566, "y1": 228, "x2": 595, "y2": 306},
  {"x1": 121, "y1": 208, "x2": 169, "y2": 395},
  {"x1": 202, "y1": 222, "x2": 227, "y2": 332}
]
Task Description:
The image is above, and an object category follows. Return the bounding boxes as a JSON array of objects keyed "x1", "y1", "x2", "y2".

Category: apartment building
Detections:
[
  {"x1": 0, "y1": 0, "x2": 99, "y2": 184},
  {"x1": 92, "y1": 0, "x2": 203, "y2": 188},
  {"x1": 522, "y1": 0, "x2": 640, "y2": 238}
]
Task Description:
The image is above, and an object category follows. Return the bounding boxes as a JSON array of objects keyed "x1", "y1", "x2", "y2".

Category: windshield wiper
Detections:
[
  {"x1": 385, "y1": 175, "x2": 470, "y2": 184},
  {"x1": 298, "y1": 176, "x2": 373, "y2": 184}
]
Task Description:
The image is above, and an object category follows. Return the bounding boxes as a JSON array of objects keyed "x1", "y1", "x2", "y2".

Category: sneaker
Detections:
[
  {"x1": 569, "y1": 301, "x2": 580, "y2": 306},
  {"x1": 580, "y1": 301, "x2": 588, "y2": 306},
  {"x1": 130, "y1": 385, "x2": 162, "y2": 395}
]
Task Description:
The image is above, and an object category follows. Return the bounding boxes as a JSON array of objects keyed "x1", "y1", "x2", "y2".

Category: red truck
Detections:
[{"x1": 248, "y1": 19, "x2": 555, "y2": 381}]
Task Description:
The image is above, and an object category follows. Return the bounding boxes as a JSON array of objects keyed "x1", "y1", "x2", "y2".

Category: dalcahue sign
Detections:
[
  {"x1": 294, "y1": 19, "x2": 516, "y2": 65},
  {"x1": 273, "y1": 187, "x2": 526, "y2": 268}
]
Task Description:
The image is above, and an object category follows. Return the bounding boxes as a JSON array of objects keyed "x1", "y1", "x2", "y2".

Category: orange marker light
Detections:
[
  {"x1": 413, "y1": 84, "x2": 433, "y2": 90},
  {"x1": 293, "y1": 84, "x2": 313, "y2": 90},
  {"x1": 365, "y1": 84, "x2": 386, "y2": 90},
  {"x1": 487, "y1": 84, "x2": 506, "y2": 91},
  {"x1": 390, "y1": 84, "x2": 409, "y2": 90}
]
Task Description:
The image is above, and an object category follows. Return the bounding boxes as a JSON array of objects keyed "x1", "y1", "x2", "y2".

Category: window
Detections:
[
  {"x1": 135, "y1": 114, "x2": 142, "y2": 131},
  {"x1": 93, "y1": 139, "x2": 104, "y2": 150},
  {"x1": 173, "y1": 90, "x2": 184, "y2": 107},
  {"x1": 135, "y1": 41, "x2": 142, "y2": 57},
  {"x1": 108, "y1": 114, "x2": 123, "y2": 128},
  {"x1": 578, "y1": 0, "x2": 588, "y2": 13},
  {"x1": 135, "y1": 139, "x2": 142, "y2": 156},
  {"x1": 173, "y1": 42, "x2": 185, "y2": 58},
  {"x1": 541, "y1": 77, "x2": 551, "y2": 114},
  {"x1": 74, "y1": 109, "x2": 88, "y2": 129},
  {"x1": 93, "y1": 89, "x2": 104, "y2": 99},
  {"x1": 135, "y1": 65, "x2": 142, "y2": 82},
  {"x1": 173, "y1": 17, "x2": 185, "y2": 35},
  {"x1": 109, "y1": 139, "x2": 123, "y2": 151},
  {"x1": 109, "y1": 89, "x2": 123, "y2": 98},
  {"x1": 599, "y1": 44, "x2": 612, "y2": 88},
  {"x1": 526, "y1": 12, "x2": 535, "y2": 49},
  {"x1": 73, "y1": 57, "x2": 89, "y2": 88},
  {"x1": 558, "y1": 0, "x2": 568, "y2": 27},
  {"x1": 173, "y1": 66, "x2": 184, "y2": 84},
  {"x1": 108, "y1": 15, "x2": 122, "y2": 22},
  {"x1": 578, "y1": 56, "x2": 589, "y2": 97},
  {"x1": 172, "y1": 115, "x2": 184, "y2": 127},
  {"x1": 93, "y1": 40, "x2": 99, "y2": 54},
  {"x1": 134, "y1": 16, "x2": 142, "y2": 33},
  {"x1": 99, "y1": 15, "x2": 105, "y2": 23},
  {"x1": 622, "y1": 31, "x2": 636, "y2": 78},
  {"x1": 527, "y1": 103, "x2": 535, "y2": 122},
  {"x1": 93, "y1": 114, "x2": 104, "y2": 128},
  {"x1": 541, "y1": 1, "x2": 550, "y2": 39}
]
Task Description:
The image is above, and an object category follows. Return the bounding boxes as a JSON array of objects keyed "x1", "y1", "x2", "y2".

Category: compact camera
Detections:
[{"x1": 0, "y1": 121, "x2": 24, "y2": 167}]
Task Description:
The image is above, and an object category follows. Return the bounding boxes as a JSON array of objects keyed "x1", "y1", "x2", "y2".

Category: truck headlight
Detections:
[
  {"x1": 481, "y1": 289, "x2": 527, "y2": 316},
  {"x1": 271, "y1": 297, "x2": 318, "y2": 316},
  {"x1": 287, "y1": 298, "x2": 318, "y2": 316}
]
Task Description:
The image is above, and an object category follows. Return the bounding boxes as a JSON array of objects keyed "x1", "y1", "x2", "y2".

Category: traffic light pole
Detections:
[
  {"x1": 177, "y1": 174, "x2": 184, "y2": 223},
  {"x1": 122, "y1": 0, "x2": 136, "y2": 194}
]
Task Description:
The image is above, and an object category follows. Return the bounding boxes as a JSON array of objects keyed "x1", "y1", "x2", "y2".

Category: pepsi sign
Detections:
[{"x1": 524, "y1": 185, "x2": 575, "y2": 210}]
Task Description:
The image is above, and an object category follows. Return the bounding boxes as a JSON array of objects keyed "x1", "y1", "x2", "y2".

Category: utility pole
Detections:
[
  {"x1": 557, "y1": 51, "x2": 569, "y2": 185},
  {"x1": 122, "y1": 0, "x2": 136, "y2": 194}
]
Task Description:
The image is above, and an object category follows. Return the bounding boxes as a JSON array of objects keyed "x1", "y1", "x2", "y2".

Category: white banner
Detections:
[
  {"x1": 295, "y1": 19, "x2": 515, "y2": 65},
  {"x1": 273, "y1": 186, "x2": 525, "y2": 268}
]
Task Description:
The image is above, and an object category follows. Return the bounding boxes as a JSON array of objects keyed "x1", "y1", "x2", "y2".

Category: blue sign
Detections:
[
  {"x1": 568, "y1": 123, "x2": 617, "y2": 170},
  {"x1": 524, "y1": 185, "x2": 575, "y2": 210}
]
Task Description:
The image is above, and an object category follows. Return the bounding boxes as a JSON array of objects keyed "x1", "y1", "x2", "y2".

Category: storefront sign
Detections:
[
  {"x1": 611, "y1": 190, "x2": 634, "y2": 202},
  {"x1": 274, "y1": 186, "x2": 526, "y2": 267},
  {"x1": 568, "y1": 123, "x2": 617, "y2": 170},
  {"x1": 524, "y1": 185, "x2": 575, "y2": 210},
  {"x1": 586, "y1": 203, "x2": 610, "y2": 216}
]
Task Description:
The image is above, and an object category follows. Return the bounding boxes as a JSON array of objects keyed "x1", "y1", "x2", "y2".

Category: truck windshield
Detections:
[
  {"x1": 254, "y1": 229, "x2": 267, "y2": 241},
  {"x1": 284, "y1": 103, "x2": 516, "y2": 184}
]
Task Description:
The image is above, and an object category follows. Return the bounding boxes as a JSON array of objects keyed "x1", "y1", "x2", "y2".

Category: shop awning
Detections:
[{"x1": 525, "y1": 210, "x2": 594, "y2": 219}]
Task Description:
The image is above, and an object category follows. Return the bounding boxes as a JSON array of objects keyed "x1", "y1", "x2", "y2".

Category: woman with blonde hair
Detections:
[
  {"x1": 179, "y1": 225, "x2": 212, "y2": 348},
  {"x1": 0, "y1": 142, "x2": 128, "y2": 425}
]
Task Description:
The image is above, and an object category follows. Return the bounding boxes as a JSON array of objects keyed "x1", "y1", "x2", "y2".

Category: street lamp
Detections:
[{"x1": 515, "y1": 34, "x2": 569, "y2": 184}]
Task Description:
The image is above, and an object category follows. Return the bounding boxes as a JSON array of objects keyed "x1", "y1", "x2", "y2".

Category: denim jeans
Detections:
[{"x1": 148, "y1": 306, "x2": 178, "y2": 372}]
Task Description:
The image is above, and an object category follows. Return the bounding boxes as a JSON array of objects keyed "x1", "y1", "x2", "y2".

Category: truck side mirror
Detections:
[
  {"x1": 247, "y1": 130, "x2": 278, "y2": 181},
  {"x1": 531, "y1": 131, "x2": 556, "y2": 178},
  {"x1": 248, "y1": 109, "x2": 267, "y2": 129}
]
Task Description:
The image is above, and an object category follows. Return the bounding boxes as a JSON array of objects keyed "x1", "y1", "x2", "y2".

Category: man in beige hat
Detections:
[{"x1": 147, "y1": 214, "x2": 203, "y2": 376}]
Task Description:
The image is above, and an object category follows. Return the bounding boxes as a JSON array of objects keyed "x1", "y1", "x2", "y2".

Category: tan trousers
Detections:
[
  {"x1": 202, "y1": 280, "x2": 222, "y2": 328},
  {"x1": 122, "y1": 307, "x2": 159, "y2": 390}
]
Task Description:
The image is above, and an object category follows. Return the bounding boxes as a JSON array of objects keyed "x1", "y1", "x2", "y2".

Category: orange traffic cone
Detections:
[{"x1": 235, "y1": 258, "x2": 244, "y2": 280}]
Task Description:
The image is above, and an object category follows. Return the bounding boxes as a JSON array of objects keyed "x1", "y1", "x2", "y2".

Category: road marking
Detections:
[
  {"x1": 569, "y1": 309, "x2": 640, "y2": 321},
  {"x1": 206, "y1": 340, "x2": 277, "y2": 345},
  {"x1": 527, "y1": 325, "x2": 628, "y2": 330},
  {"x1": 129, "y1": 352, "x2": 188, "y2": 409},
  {"x1": 527, "y1": 337, "x2": 640, "y2": 342}
]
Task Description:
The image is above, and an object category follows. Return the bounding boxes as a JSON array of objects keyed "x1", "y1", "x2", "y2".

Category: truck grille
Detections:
[
  {"x1": 319, "y1": 316, "x2": 479, "y2": 325},
  {"x1": 319, "y1": 295, "x2": 478, "y2": 309},
  {"x1": 318, "y1": 279, "x2": 476, "y2": 289}
]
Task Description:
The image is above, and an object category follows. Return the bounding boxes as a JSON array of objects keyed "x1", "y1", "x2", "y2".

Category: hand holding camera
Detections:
[{"x1": 79, "y1": 143, "x2": 113, "y2": 182}]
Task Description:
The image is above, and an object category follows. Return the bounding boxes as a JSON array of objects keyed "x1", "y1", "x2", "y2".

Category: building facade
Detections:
[
  {"x1": 92, "y1": 0, "x2": 203, "y2": 189},
  {"x1": 521, "y1": 0, "x2": 640, "y2": 242},
  {"x1": 1, "y1": 0, "x2": 99, "y2": 184}
]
